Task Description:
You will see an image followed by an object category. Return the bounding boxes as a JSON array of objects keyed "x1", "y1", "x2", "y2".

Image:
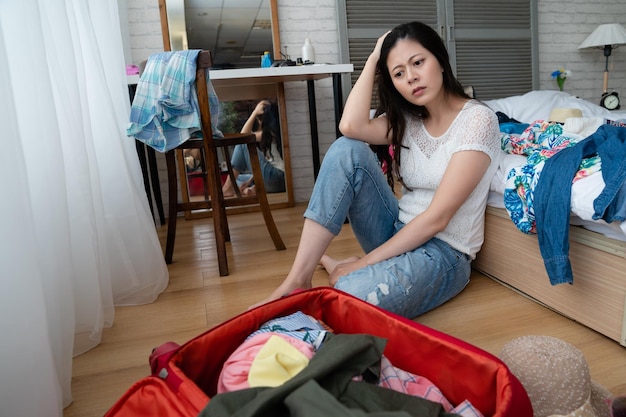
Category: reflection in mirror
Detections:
[
  {"x1": 159, "y1": 0, "x2": 292, "y2": 211},
  {"x1": 184, "y1": 99, "x2": 287, "y2": 209},
  {"x1": 165, "y1": 0, "x2": 274, "y2": 69}
]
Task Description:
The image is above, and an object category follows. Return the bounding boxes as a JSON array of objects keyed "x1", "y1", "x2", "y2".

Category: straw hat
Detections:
[
  {"x1": 498, "y1": 335, "x2": 613, "y2": 417},
  {"x1": 549, "y1": 108, "x2": 583, "y2": 123}
]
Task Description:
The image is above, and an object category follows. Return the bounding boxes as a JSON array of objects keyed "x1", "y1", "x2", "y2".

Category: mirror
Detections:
[
  {"x1": 158, "y1": 0, "x2": 293, "y2": 212},
  {"x1": 162, "y1": 0, "x2": 277, "y2": 68}
]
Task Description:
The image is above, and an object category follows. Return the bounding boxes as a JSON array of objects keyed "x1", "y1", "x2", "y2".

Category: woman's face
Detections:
[{"x1": 386, "y1": 38, "x2": 444, "y2": 106}]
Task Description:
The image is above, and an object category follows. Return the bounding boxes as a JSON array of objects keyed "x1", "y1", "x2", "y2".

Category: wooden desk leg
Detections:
[{"x1": 307, "y1": 79, "x2": 320, "y2": 180}]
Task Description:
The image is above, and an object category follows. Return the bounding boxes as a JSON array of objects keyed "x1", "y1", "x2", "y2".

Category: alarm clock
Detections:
[{"x1": 600, "y1": 92, "x2": 620, "y2": 110}]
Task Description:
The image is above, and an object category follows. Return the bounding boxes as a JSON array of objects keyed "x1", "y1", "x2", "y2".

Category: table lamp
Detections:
[{"x1": 578, "y1": 23, "x2": 626, "y2": 110}]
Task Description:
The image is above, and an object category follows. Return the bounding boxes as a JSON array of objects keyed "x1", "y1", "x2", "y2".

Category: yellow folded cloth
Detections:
[{"x1": 248, "y1": 335, "x2": 311, "y2": 388}]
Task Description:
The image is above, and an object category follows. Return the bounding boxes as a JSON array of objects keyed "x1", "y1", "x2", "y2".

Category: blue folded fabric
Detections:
[
  {"x1": 127, "y1": 50, "x2": 222, "y2": 152},
  {"x1": 500, "y1": 122, "x2": 529, "y2": 134}
]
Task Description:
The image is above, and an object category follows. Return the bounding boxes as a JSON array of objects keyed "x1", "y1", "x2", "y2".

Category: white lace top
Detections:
[{"x1": 397, "y1": 100, "x2": 501, "y2": 259}]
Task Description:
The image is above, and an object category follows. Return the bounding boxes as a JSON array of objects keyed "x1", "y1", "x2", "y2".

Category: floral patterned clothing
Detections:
[{"x1": 502, "y1": 120, "x2": 601, "y2": 234}]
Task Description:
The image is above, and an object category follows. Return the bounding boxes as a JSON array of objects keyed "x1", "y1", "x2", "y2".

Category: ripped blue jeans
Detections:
[{"x1": 304, "y1": 137, "x2": 471, "y2": 319}]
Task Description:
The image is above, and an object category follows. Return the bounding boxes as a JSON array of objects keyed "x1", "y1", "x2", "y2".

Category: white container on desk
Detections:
[{"x1": 302, "y1": 38, "x2": 315, "y2": 64}]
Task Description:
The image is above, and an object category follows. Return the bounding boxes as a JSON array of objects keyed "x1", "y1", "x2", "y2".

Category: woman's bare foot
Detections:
[
  {"x1": 238, "y1": 178, "x2": 255, "y2": 196},
  {"x1": 241, "y1": 185, "x2": 256, "y2": 196},
  {"x1": 222, "y1": 177, "x2": 236, "y2": 197},
  {"x1": 248, "y1": 277, "x2": 312, "y2": 310},
  {"x1": 319, "y1": 254, "x2": 360, "y2": 275},
  {"x1": 250, "y1": 219, "x2": 336, "y2": 310}
]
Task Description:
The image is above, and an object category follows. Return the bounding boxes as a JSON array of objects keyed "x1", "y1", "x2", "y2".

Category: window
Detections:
[{"x1": 336, "y1": 0, "x2": 538, "y2": 101}]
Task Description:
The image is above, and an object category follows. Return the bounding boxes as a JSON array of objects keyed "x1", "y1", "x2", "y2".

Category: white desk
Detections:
[
  {"x1": 209, "y1": 64, "x2": 354, "y2": 85},
  {"x1": 209, "y1": 64, "x2": 354, "y2": 178}
]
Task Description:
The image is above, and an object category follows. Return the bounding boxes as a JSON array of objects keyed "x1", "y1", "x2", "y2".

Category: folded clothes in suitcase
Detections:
[{"x1": 104, "y1": 287, "x2": 532, "y2": 417}]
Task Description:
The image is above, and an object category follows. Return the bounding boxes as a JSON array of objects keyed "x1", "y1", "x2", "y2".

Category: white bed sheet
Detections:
[{"x1": 484, "y1": 90, "x2": 626, "y2": 124}]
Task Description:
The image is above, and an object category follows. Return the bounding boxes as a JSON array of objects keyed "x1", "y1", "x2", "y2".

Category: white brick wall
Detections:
[
  {"x1": 277, "y1": 0, "x2": 342, "y2": 201},
  {"x1": 124, "y1": 0, "x2": 168, "y2": 223},
  {"x1": 124, "y1": 0, "x2": 626, "y2": 209},
  {"x1": 538, "y1": 0, "x2": 626, "y2": 102},
  {"x1": 127, "y1": 0, "x2": 165, "y2": 65}
]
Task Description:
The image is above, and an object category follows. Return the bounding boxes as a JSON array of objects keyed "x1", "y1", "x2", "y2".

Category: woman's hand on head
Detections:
[
  {"x1": 254, "y1": 100, "x2": 268, "y2": 115},
  {"x1": 339, "y1": 29, "x2": 392, "y2": 143},
  {"x1": 370, "y1": 30, "x2": 391, "y2": 63}
]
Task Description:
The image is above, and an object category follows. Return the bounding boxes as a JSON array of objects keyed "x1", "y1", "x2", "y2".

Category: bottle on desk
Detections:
[
  {"x1": 261, "y1": 51, "x2": 272, "y2": 68},
  {"x1": 302, "y1": 38, "x2": 315, "y2": 64}
]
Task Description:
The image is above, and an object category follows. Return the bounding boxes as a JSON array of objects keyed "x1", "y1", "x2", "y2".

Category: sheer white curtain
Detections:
[{"x1": 0, "y1": 0, "x2": 169, "y2": 415}]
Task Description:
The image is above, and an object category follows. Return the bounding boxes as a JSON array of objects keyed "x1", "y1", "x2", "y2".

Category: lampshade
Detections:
[{"x1": 578, "y1": 23, "x2": 626, "y2": 49}]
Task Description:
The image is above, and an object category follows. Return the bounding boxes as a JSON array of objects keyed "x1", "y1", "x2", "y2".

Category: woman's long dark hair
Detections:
[
  {"x1": 258, "y1": 100, "x2": 282, "y2": 160},
  {"x1": 371, "y1": 21, "x2": 470, "y2": 189}
]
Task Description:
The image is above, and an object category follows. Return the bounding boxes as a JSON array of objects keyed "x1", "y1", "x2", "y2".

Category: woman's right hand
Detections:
[
  {"x1": 338, "y1": 29, "x2": 391, "y2": 144},
  {"x1": 253, "y1": 100, "x2": 268, "y2": 116},
  {"x1": 242, "y1": 100, "x2": 269, "y2": 135},
  {"x1": 370, "y1": 30, "x2": 391, "y2": 63}
]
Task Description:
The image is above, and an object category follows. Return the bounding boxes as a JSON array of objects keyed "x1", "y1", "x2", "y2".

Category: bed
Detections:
[{"x1": 472, "y1": 90, "x2": 626, "y2": 347}]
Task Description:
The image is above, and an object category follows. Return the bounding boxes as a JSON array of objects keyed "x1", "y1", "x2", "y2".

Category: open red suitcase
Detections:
[{"x1": 104, "y1": 287, "x2": 532, "y2": 417}]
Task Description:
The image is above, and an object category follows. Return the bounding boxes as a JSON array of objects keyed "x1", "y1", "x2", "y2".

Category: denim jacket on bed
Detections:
[{"x1": 534, "y1": 124, "x2": 626, "y2": 285}]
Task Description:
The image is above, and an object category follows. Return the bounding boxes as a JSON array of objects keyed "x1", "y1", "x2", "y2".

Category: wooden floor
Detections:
[{"x1": 64, "y1": 204, "x2": 626, "y2": 417}]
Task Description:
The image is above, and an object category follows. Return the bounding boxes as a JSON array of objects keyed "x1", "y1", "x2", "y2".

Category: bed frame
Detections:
[{"x1": 473, "y1": 207, "x2": 626, "y2": 347}]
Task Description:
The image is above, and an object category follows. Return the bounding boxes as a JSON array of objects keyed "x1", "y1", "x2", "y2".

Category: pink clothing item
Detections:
[
  {"x1": 217, "y1": 332, "x2": 315, "y2": 393},
  {"x1": 378, "y1": 356, "x2": 454, "y2": 411},
  {"x1": 452, "y1": 400, "x2": 485, "y2": 417},
  {"x1": 377, "y1": 356, "x2": 484, "y2": 417}
]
